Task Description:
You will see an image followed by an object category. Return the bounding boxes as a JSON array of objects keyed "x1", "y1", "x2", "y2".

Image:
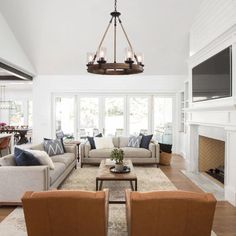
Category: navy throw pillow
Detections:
[
  {"x1": 139, "y1": 134, "x2": 153, "y2": 149},
  {"x1": 87, "y1": 133, "x2": 102, "y2": 149},
  {"x1": 14, "y1": 147, "x2": 41, "y2": 166}
]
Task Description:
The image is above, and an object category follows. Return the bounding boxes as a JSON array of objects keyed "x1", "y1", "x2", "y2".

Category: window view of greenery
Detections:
[
  {"x1": 54, "y1": 95, "x2": 173, "y2": 142},
  {"x1": 80, "y1": 97, "x2": 99, "y2": 137},
  {"x1": 55, "y1": 97, "x2": 75, "y2": 137},
  {"x1": 129, "y1": 97, "x2": 148, "y2": 135},
  {"x1": 105, "y1": 97, "x2": 124, "y2": 136},
  {"x1": 10, "y1": 101, "x2": 24, "y2": 126},
  {"x1": 154, "y1": 97, "x2": 173, "y2": 144}
]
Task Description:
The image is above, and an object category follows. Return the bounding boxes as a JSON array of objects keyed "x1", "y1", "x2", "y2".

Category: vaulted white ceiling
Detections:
[{"x1": 0, "y1": 0, "x2": 203, "y2": 75}]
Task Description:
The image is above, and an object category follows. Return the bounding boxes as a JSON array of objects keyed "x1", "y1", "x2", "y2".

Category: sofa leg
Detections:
[
  {"x1": 81, "y1": 163, "x2": 83, "y2": 168},
  {"x1": 156, "y1": 164, "x2": 159, "y2": 168}
]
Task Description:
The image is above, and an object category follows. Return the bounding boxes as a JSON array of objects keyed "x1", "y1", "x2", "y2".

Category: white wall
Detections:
[
  {"x1": 33, "y1": 75, "x2": 186, "y2": 152},
  {"x1": 190, "y1": 0, "x2": 236, "y2": 56},
  {"x1": 0, "y1": 12, "x2": 35, "y2": 75},
  {"x1": 185, "y1": 0, "x2": 236, "y2": 205}
]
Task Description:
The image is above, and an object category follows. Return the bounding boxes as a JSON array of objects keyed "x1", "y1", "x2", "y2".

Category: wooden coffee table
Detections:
[{"x1": 96, "y1": 159, "x2": 137, "y2": 203}]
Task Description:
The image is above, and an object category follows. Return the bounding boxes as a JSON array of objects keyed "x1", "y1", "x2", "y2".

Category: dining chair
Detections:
[{"x1": 0, "y1": 136, "x2": 11, "y2": 157}]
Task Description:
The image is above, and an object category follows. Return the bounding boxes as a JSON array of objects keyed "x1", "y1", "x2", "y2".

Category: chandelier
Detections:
[
  {"x1": 0, "y1": 85, "x2": 16, "y2": 110},
  {"x1": 86, "y1": 0, "x2": 144, "y2": 75}
]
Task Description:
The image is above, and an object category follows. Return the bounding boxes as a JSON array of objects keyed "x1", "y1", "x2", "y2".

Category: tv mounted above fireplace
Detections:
[{"x1": 192, "y1": 46, "x2": 232, "y2": 102}]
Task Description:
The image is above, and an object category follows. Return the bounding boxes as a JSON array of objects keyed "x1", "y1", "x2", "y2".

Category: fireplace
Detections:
[{"x1": 199, "y1": 136, "x2": 225, "y2": 184}]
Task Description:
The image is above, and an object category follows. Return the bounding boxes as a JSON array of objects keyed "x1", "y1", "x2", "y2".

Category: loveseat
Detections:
[
  {"x1": 80, "y1": 136, "x2": 159, "y2": 167},
  {"x1": 0, "y1": 143, "x2": 77, "y2": 205}
]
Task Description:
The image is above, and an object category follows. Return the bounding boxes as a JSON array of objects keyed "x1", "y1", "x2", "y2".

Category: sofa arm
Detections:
[
  {"x1": 155, "y1": 142, "x2": 160, "y2": 162},
  {"x1": 0, "y1": 166, "x2": 49, "y2": 204},
  {"x1": 64, "y1": 143, "x2": 77, "y2": 157},
  {"x1": 148, "y1": 143, "x2": 156, "y2": 158},
  {"x1": 80, "y1": 142, "x2": 91, "y2": 159}
]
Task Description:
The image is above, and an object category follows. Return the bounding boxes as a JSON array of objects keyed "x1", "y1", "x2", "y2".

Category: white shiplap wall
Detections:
[{"x1": 190, "y1": 0, "x2": 236, "y2": 55}]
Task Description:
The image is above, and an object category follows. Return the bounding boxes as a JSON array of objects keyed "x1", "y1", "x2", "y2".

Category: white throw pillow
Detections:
[
  {"x1": 94, "y1": 137, "x2": 114, "y2": 149},
  {"x1": 26, "y1": 149, "x2": 55, "y2": 170}
]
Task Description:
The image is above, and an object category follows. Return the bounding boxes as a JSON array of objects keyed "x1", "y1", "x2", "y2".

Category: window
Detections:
[
  {"x1": 154, "y1": 97, "x2": 173, "y2": 144},
  {"x1": 79, "y1": 97, "x2": 99, "y2": 137},
  {"x1": 105, "y1": 97, "x2": 124, "y2": 136},
  {"x1": 28, "y1": 100, "x2": 33, "y2": 128},
  {"x1": 129, "y1": 97, "x2": 148, "y2": 135},
  {"x1": 55, "y1": 97, "x2": 75, "y2": 137},
  {"x1": 10, "y1": 101, "x2": 24, "y2": 126},
  {"x1": 53, "y1": 94, "x2": 174, "y2": 145}
]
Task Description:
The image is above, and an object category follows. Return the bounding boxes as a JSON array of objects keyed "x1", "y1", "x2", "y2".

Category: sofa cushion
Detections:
[
  {"x1": 30, "y1": 143, "x2": 44, "y2": 151},
  {"x1": 0, "y1": 155, "x2": 16, "y2": 166},
  {"x1": 112, "y1": 137, "x2": 119, "y2": 148},
  {"x1": 50, "y1": 153, "x2": 75, "y2": 167},
  {"x1": 89, "y1": 148, "x2": 114, "y2": 158},
  {"x1": 14, "y1": 147, "x2": 41, "y2": 166},
  {"x1": 121, "y1": 147, "x2": 152, "y2": 158},
  {"x1": 94, "y1": 137, "x2": 114, "y2": 149},
  {"x1": 50, "y1": 162, "x2": 66, "y2": 184},
  {"x1": 119, "y1": 137, "x2": 129, "y2": 147}
]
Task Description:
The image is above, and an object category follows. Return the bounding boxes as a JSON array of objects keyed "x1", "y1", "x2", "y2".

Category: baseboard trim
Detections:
[{"x1": 225, "y1": 185, "x2": 236, "y2": 206}]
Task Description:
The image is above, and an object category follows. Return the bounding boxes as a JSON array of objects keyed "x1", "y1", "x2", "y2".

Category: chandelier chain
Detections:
[{"x1": 114, "y1": 0, "x2": 117, "y2": 12}]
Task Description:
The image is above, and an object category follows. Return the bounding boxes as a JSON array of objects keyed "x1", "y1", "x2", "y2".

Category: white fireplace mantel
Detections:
[{"x1": 187, "y1": 122, "x2": 236, "y2": 206}]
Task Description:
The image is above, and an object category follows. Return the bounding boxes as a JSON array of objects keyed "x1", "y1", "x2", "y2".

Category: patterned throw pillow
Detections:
[
  {"x1": 127, "y1": 136, "x2": 142, "y2": 148},
  {"x1": 43, "y1": 139, "x2": 64, "y2": 156}
]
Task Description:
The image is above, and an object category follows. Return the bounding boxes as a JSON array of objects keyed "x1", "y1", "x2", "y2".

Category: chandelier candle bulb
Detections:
[
  {"x1": 125, "y1": 48, "x2": 133, "y2": 60},
  {"x1": 98, "y1": 47, "x2": 107, "y2": 62},
  {"x1": 87, "y1": 53, "x2": 94, "y2": 64},
  {"x1": 136, "y1": 53, "x2": 144, "y2": 64}
]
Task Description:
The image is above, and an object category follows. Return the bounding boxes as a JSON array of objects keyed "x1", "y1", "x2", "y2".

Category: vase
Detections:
[{"x1": 115, "y1": 163, "x2": 124, "y2": 172}]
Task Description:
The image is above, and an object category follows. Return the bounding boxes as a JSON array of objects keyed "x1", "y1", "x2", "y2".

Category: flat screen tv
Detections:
[{"x1": 192, "y1": 46, "x2": 232, "y2": 102}]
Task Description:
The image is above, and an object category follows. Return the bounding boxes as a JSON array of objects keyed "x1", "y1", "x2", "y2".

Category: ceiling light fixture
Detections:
[
  {"x1": 87, "y1": 0, "x2": 144, "y2": 75},
  {"x1": 0, "y1": 85, "x2": 16, "y2": 110}
]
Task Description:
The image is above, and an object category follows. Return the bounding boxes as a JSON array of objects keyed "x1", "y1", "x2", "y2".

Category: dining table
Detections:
[{"x1": 0, "y1": 128, "x2": 30, "y2": 145}]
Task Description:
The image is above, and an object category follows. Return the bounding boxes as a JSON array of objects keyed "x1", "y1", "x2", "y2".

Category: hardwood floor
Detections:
[
  {"x1": 0, "y1": 154, "x2": 236, "y2": 235},
  {"x1": 160, "y1": 155, "x2": 236, "y2": 236}
]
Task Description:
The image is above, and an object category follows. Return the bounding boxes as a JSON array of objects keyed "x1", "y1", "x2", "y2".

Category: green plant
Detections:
[{"x1": 110, "y1": 148, "x2": 124, "y2": 164}]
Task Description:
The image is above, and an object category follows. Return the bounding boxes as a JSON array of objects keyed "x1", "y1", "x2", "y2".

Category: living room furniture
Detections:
[
  {"x1": 125, "y1": 190, "x2": 216, "y2": 236},
  {"x1": 80, "y1": 136, "x2": 159, "y2": 167},
  {"x1": 0, "y1": 134, "x2": 11, "y2": 157},
  {"x1": 0, "y1": 126, "x2": 30, "y2": 145},
  {"x1": 96, "y1": 160, "x2": 137, "y2": 204},
  {"x1": 22, "y1": 189, "x2": 109, "y2": 236},
  {"x1": 0, "y1": 143, "x2": 77, "y2": 205}
]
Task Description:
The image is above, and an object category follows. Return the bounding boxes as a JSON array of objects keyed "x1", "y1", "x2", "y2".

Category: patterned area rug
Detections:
[{"x1": 0, "y1": 166, "x2": 216, "y2": 236}]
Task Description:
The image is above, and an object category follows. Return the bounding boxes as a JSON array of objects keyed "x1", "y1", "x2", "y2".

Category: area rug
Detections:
[{"x1": 0, "y1": 166, "x2": 216, "y2": 236}]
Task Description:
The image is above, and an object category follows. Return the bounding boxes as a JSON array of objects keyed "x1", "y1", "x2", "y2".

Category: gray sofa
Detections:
[
  {"x1": 80, "y1": 136, "x2": 159, "y2": 167},
  {"x1": 0, "y1": 143, "x2": 77, "y2": 205}
]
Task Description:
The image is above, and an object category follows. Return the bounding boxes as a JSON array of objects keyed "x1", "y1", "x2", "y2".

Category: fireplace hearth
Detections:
[{"x1": 206, "y1": 165, "x2": 224, "y2": 184}]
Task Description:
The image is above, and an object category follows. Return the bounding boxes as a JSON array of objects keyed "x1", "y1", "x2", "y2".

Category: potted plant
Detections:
[{"x1": 110, "y1": 148, "x2": 124, "y2": 171}]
